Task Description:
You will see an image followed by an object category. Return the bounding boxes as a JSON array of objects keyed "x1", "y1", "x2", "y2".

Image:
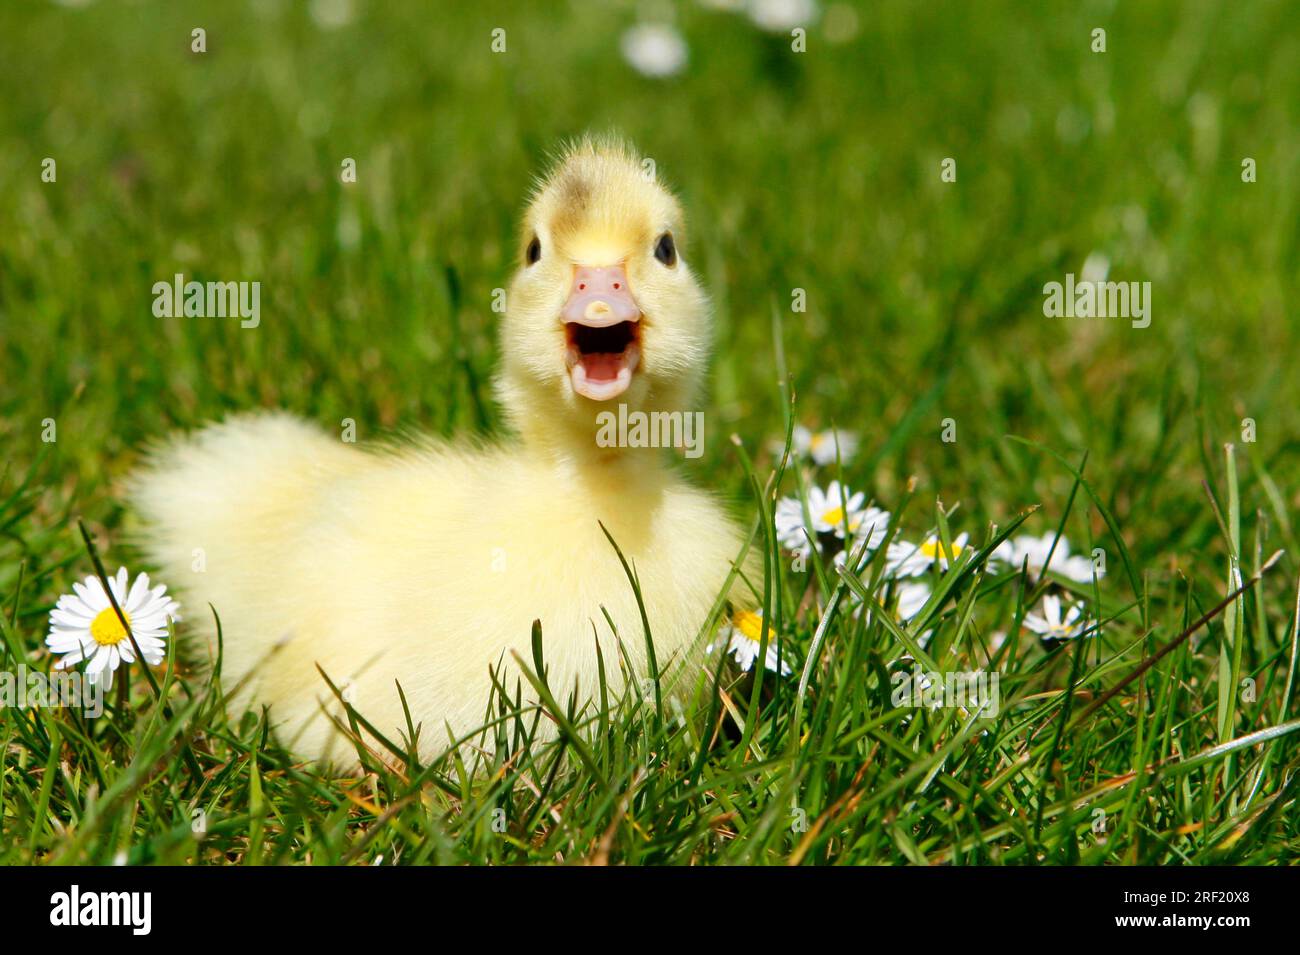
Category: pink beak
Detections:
[{"x1": 562, "y1": 265, "x2": 640, "y2": 327}]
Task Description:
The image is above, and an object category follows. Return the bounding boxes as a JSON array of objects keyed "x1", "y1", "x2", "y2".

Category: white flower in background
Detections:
[
  {"x1": 1023, "y1": 594, "x2": 1093, "y2": 642},
  {"x1": 832, "y1": 506, "x2": 893, "y2": 575},
  {"x1": 620, "y1": 24, "x2": 688, "y2": 78},
  {"x1": 895, "y1": 581, "x2": 931, "y2": 621},
  {"x1": 851, "y1": 579, "x2": 931, "y2": 639},
  {"x1": 892, "y1": 583, "x2": 934, "y2": 646},
  {"x1": 779, "y1": 424, "x2": 857, "y2": 466},
  {"x1": 748, "y1": 0, "x2": 818, "y2": 32},
  {"x1": 771, "y1": 426, "x2": 805, "y2": 460},
  {"x1": 775, "y1": 495, "x2": 813, "y2": 556},
  {"x1": 309, "y1": 0, "x2": 354, "y2": 29},
  {"x1": 1081, "y1": 251, "x2": 1110, "y2": 284},
  {"x1": 806, "y1": 426, "x2": 857, "y2": 466},
  {"x1": 851, "y1": 505, "x2": 890, "y2": 550},
  {"x1": 809, "y1": 427, "x2": 857, "y2": 466},
  {"x1": 822, "y1": 2, "x2": 860, "y2": 43},
  {"x1": 46, "y1": 567, "x2": 180, "y2": 690},
  {"x1": 776, "y1": 482, "x2": 867, "y2": 554},
  {"x1": 886, "y1": 533, "x2": 970, "y2": 577},
  {"x1": 1060, "y1": 553, "x2": 1098, "y2": 583},
  {"x1": 786, "y1": 424, "x2": 813, "y2": 458},
  {"x1": 710, "y1": 609, "x2": 791, "y2": 675},
  {"x1": 699, "y1": 0, "x2": 745, "y2": 11},
  {"x1": 993, "y1": 532, "x2": 1101, "y2": 583}
]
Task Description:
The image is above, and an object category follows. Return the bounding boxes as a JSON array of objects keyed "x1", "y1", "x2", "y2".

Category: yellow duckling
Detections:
[{"x1": 130, "y1": 135, "x2": 756, "y2": 767}]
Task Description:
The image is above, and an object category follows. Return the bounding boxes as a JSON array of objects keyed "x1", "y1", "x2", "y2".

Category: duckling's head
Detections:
[{"x1": 498, "y1": 135, "x2": 709, "y2": 452}]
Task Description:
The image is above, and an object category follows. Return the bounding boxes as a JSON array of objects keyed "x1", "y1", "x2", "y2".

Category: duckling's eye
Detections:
[
  {"x1": 525, "y1": 235, "x2": 541, "y2": 266},
  {"x1": 654, "y1": 232, "x2": 676, "y2": 267}
]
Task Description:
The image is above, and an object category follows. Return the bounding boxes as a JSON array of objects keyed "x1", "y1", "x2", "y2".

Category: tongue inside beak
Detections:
[{"x1": 566, "y1": 327, "x2": 640, "y2": 401}]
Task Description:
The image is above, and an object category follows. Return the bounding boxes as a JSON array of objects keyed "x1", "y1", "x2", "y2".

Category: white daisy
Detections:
[
  {"x1": 308, "y1": 0, "x2": 354, "y2": 30},
  {"x1": 710, "y1": 609, "x2": 790, "y2": 675},
  {"x1": 774, "y1": 494, "x2": 814, "y2": 557},
  {"x1": 849, "y1": 577, "x2": 931, "y2": 637},
  {"x1": 778, "y1": 482, "x2": 889, "y2": 574},
  {"x1": 782, "y1": 424, "x2": 814, "y2": 458},
  {"x1": 1023, "y1": 594, "x2": 1093, "y2": 642},
  {"x1": 748, "y1": 0, "x2": 818, "y2": 32},
  {"x1": 776, "y1": 480, "x2": 876, "y2": 555},
  {"x1": 895, "y1": 581, "x2": 931, "y2": 621},
  {"x1": 832, "y1": 507, "x2": 893, "y2": 572},
  {"x1": 620, "y1": 24, "x2": 688, "y2": 78},
  {"x1": 993, "y1": 532, "x2": 1101, "y2": 583},
  {"x1": 851, "y1": 505, "x2": 890, "y2": 550},
  {"x1": 807, "y1": 427, "x2": 857, "y2": 466},
  {"x1": 768, "y1": 424, "x2": 816, "y2": 463},
  {"x1": 778, "y1": 425, "x2": 857, "y2": 466},
  {"x1": 885, "y1": 533, "x2": 970, "y2": 578},
  {"x1": 808, "y1": 480, "x2": 865, "y2": 536},
  {"x1": 858, "y1": 579, "x2": 935, "y2": 645},
  {"x1": 1060, "y1": 554, "x2": 1099, "y2": 583},
  {"x1": 1081, "y1": 251, "x2": 1110, "y2": 285},
  {"x1": 46, "y1": 567, "x2": 181, "y2": 690}
]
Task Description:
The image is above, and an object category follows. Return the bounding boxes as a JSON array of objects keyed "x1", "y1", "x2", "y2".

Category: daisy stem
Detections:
[
  {"x1": 77, "y1": 520, "x2": 206, "y2": 779},
  {"x1": 77, "y1": 520, "x2": 163, "y2": 703},
  {"x1": 730, "y1": 433, "x2": 776, "y2": 754}
]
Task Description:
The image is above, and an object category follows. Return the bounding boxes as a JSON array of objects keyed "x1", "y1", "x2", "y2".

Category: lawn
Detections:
[{"x1": 1, "y1": 0, "x2": 1298, "y2": 864}]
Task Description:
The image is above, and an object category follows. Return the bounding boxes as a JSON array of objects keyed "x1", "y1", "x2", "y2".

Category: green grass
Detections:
[{"x1": 2, "y1": 0, "x2": 1299, "y2": 864}]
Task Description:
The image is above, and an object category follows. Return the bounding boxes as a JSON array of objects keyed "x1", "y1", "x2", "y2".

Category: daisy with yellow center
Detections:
[
  {"x1": 886, "y1": 532, "x2": 970, "y2": 578},
  {"x1": 709, "y1": 609, "x2": 791, "y2": 675},
  {"x1": 778, "y1": 480, "x2": 891, "y2": 569},
  {"x1": 919, "y1": 537, "x2": 964, "y2": 560},
  {"x1": 809, "y1": 480, "x2": 864, "y2": 536},
  {"x1": 46, "y1": 567, "x2": 181, "y2": 689},
  {"x1": 821, "y1": 503, "x2": 846, "y2": 526},
  {"x1": 90, "y1": 607, "x2": 132, "y2": 645},
  {"x1": 1023, "y1": 594, "x2": 1093, "y2": 642}
]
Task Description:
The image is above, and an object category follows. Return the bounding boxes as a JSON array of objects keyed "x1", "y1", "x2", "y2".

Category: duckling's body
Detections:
[
  {"x1": 131, "y1": 137, "x2": 754, "y2": 767},
  {"x1": 133, "y1": 412, "x2": 747, "y2": 765}
]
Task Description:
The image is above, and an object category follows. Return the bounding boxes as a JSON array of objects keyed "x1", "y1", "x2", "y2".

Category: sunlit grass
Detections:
[{"x1": 1, "y1": 0, "x2": 1298, "y2": 864}]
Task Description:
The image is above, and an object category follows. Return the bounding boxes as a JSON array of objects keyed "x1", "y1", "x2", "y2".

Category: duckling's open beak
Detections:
[{"x1": 562, "y1": 264, "x2": 641, "y2": 401}]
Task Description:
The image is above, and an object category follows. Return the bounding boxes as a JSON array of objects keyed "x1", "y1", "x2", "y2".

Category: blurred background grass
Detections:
[{"x1": 1, "y1": 0, "x2": 1298, "y2": 592}]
